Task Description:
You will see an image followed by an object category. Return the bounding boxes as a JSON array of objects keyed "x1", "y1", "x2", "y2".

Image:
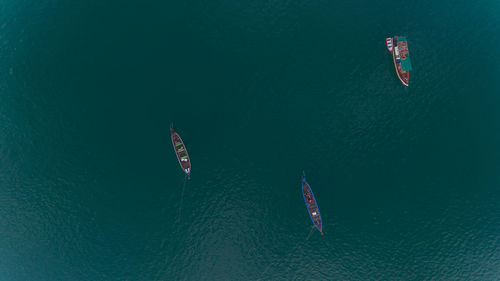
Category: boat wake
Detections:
[
  {"x1": 177, "y1": 174, "x2": 188, "y2": 222},
  {"x1": 305, "y1": 225, "x2": 316, "y2": 240}
]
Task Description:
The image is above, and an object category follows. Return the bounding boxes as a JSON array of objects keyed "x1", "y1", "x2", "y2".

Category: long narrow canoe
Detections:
[
  {"x1": 170, "y1": 125, "x2": 191, "y2": 179},
  {"x1": 301, "y1": 173, "x2": 323, "y2": 234}
]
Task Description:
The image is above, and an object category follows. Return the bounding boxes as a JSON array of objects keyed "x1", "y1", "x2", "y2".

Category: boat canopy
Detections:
[
  {"x1": 401, "y1": 56, "x2": 412, "y2": 71},
  {"x1": 396, "y1": 36, "x2": 407, "y2": 41}
]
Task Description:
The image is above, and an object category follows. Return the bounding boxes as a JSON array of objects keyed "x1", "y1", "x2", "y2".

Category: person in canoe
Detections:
[
  {"x1": 170, "y1": 125, "x2": 191, "y2": 179},
  {"x1": 301, "y1": 172, "x2": 323, "y2": 234}
]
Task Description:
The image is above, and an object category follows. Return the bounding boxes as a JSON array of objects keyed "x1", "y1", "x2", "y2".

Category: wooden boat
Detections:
[
  {"x1": 388, "y1": 36, "x2": 412, "y2": 86},
  {"x1": 301, "y1": 172, "x2": 323, "y2": 235},
  {"x1": 170, "y1": 125, "x2": 191, "y2": 179}
]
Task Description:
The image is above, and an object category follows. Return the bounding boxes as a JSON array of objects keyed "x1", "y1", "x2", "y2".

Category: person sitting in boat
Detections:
[{"x1": 306, "y1": 194, "x2": 312, "y2": 203}]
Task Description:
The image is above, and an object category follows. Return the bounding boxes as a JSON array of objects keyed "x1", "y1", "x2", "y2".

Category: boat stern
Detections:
[{"x1": 386, "y1": 37, "x2": 393, "y2": 52}]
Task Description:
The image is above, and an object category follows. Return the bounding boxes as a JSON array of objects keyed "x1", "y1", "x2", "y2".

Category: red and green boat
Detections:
[{"x1": 386, "y1": 36, "x2": 412, "y2": 86}]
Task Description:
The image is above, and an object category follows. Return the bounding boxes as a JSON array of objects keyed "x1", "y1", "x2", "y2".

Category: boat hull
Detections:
[
  {"x1": 301, "y1": 175, "x2": 323, "y2": 234},
  {"x1": 171, "y1": 126, "x2": 191, "y2": 178},
  {"x1": 392, "y1": 49, "x2": 409, "y2": 86}
]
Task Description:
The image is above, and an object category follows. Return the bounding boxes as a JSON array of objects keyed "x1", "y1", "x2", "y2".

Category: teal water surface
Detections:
[{"x1": 0, "y1": 0, "x2": 499, "y2": 280}]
